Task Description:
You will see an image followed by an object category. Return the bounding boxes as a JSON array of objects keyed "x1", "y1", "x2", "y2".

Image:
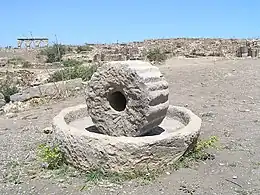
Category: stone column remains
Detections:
[
  {"x1": 17, "y1": 40, "x2": 22, "y2": 48},
  {"x1": 34, "y1": 40, "x2": 41, "y2": 48},
  {"x1": 86, "y1": 60, "x2": 169, "y2": 137},
  {"x1": 24, "y1": 40, "x2": 31, "y2": 48},
  {"x1": 43, "y1": 40, "x2": 48, "y2": 47}
]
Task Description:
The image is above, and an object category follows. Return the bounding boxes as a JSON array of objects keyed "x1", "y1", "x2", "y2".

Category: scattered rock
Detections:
[
  {"x1": 239, "y1": 109, "x2": 250, "y2": 112},
  {"x1": 21, "y1": 114, "x2": 38, "y2": 120},
  {"x1": 58, "y1": 179, "x2": 65, "y2": 183},
  {"x1": 201, "y1": 111, "x2": 216, "y2": 117},
  {"x1": 30, "y1": 73, "x2": 50, "y2": 86},
  {"x1": 40, "y1": 162, "x2": 50, "y2": 169},
  {"x1": 224, "y1": 129, "x2": 231, "y2": 137},
  {"x1": 43, "y1": 127, "x2": 53, "y2": 134},
  {"x1": 6, "y1": 112, "x2": 18, "y2": 118},
  {"x1": 2, "y1": 101, "x2": 30, "y2": 113}
]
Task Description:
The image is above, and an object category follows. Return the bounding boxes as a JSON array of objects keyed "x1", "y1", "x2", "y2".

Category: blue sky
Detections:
[{"x1": 1, "y1": 0, "x2": 260, "y2": 47}]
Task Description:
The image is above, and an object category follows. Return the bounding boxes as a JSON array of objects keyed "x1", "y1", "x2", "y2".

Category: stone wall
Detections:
[{"x1": 80, "y1": 38, "x2": 260, "y2": 62}]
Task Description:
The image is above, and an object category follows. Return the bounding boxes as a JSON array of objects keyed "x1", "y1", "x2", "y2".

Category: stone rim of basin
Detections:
[
  {"x1": 52, "y1": 104, "x2": 202, "y2": 171},
  {"x1": 54, "y1": 104, "x2": 201, "y2": 142}
]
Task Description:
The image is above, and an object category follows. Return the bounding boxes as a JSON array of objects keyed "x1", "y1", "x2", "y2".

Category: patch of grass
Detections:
[
  {"x1": 172, "y1": 136, "x2": 219, "y2": 170},
  {"x1": 37, "y1": 144, "x2": 66, "y2": 170},
  {"x1": 234, "y1": 189, "x2": 254, "y2": 195},
  {"x1": 62, "y1": 59, "x2": 83, "y2": 67},
  {"x1": 48, "y1": 64, "x2": 97, "y2": 83},
  {"x1": 146, "y1": 48, "x2": 167, "y2": 63},
  {"x1": 83, "y1": 167, "x2": 157, "y2": 185},
  {"x1": 75, "y1": 166, "x2": 159, "y2": 191},
  {"x1": 3, "y1": 160, "x2": 23, "y2": 184}
]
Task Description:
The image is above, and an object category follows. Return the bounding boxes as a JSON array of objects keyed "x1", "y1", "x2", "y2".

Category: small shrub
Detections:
[
  {"x1": 7, "y1": 57, "x2": 25, "y2": 65},
  {"x1": 40, "y1": 44, "x2": 66, "y2": 63},
  {"x1": 76, "y1": 45, "x2": 93, "y2": 53},
  {"x1": 146, "y1": 48, "x2": 167, "y2": 63},
  {"x1": 62, "y1": 59, "x2": 83, "y2": 67},
  {"x1": 21, "y1": 61, "x2": 32, "y2": 68},
  {"x1": 0, "y1": 80, "x2": 19, "y2": 102},
  {"x1": 67, "y1": 46, "x2": 73, "y2": 52},
  {"x1": 48, "y1": 64, "x2": 97, "y2": 82},
  {"x1": 37, "y1": 144, "x2": 66, "y2": 170}
]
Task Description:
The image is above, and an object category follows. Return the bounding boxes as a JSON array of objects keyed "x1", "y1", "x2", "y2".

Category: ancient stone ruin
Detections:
[
  {"x1": 53, "y1": 60, "x2": 202, "y2": 172},
  {"x1": 17, "y1": 38, "x2": 48, "y2": 48}
]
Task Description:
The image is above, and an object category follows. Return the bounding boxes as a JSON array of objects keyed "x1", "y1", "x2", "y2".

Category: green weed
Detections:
[
  {"x1": 37, "y1": 144, "x2": 66, "y2": 170},
  {"x1": 48, "y1": 64, "x2": 97, "y2": 82},
  {"x1": 173, "y1": 136, "x2": 219, "y2": 170}
]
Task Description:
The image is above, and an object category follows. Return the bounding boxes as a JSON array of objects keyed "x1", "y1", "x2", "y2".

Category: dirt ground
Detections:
[{"x1": 0, "y1": 57, "x2": 260, "y2": 195}]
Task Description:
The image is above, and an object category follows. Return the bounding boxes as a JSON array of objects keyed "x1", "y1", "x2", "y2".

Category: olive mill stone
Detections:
[{"x1": 85, "y1": 60, "x2": 169, "y2": 137}]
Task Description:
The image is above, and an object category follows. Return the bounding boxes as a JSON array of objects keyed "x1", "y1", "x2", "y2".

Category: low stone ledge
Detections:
[{"x1": 10, "y1": 78, "x2": 83, "y2": 102}]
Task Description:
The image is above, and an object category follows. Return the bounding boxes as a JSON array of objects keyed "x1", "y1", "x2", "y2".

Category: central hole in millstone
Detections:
[{"x1": 108, "y1": 91, "x2": 127, "y2": 111}]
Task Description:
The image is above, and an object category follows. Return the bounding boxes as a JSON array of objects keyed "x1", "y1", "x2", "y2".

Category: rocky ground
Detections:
[{"x1": 0, "y1": 57, "x2": 260, "y2": 195}]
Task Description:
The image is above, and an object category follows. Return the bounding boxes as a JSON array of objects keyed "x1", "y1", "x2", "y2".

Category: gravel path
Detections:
[{"x1": 0, "y1": 57, "x2": 259, "y2": 195}]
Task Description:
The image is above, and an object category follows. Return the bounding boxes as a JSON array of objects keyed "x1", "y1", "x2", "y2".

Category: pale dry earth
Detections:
[{"x1": 0, "y1": 57, "x2": 260, "y2": 195}]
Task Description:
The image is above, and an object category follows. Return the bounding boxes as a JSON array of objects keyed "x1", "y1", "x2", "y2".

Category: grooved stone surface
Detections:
[
  {"x1": 53, "y1": 104, "x2": 202, "y2": 172},
  {"x1": 85, "y1": 60, "x2": 169, "y2": 137}
]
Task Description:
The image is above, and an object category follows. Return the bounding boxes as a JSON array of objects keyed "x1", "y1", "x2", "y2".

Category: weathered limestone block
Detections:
[
  {"x1": 10, "y1": 78, "x2": 83, "y2": 102},
  {"x1": 86, "y1": 60, "x2": 169, "y2": 137}
]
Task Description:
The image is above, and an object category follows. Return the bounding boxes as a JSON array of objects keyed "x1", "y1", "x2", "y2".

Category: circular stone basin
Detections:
[{"x1": 53, "y1": 104, "x2": 202, "y2": 172}]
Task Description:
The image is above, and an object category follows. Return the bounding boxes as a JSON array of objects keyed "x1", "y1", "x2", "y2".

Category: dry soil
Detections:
[{"x1": 0, "y1": 57, "x2": 260, "y2": 195}]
